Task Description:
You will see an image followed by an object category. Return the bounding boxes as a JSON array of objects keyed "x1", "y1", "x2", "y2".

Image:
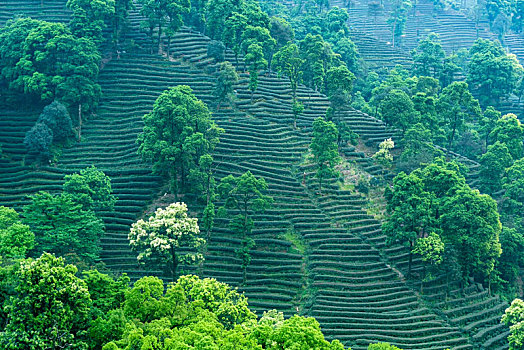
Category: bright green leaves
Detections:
[
  {"x1": 502, "y1": 298, "x2": 524, "y2": 350},
  {"x1": 1, "y1": 253, "x2": 91, "y2": 350},
  {"x1": 0, "y1": 207, "x2": 34, "y2": 260}
]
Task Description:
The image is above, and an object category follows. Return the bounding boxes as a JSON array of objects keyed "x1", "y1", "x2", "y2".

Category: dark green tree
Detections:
[
  {"x1": 440, "y1": 187, "x2": 502, "y2": 286},
  {"x1": 23, "y1": 123, "x2": 53, "y2": 162},
  {"x1": 37, "y1": 101, "x2": 73, "y2": 142},
  {"x1": 213, "y1": 61, "x2": 238, "y2": 109},
  {"x1": 270, "y1": 16, "x2": 294, "y2": 49},
  {"x1": 478, "y1": 141, "x2": 514, "y2": 194},
  {"x1": 436, "y1": 81, "x2": 481, "y2": 150},
  {"x1": 383, "y1": 172, "x2": 432, "y2": 275},
  {"x1": 310, "y1": 117, "x2": 341, "y2": 194},
  {"x1": 217, "y1": 171, "x2": 273, "y2": 284},
  {"x1": 245, "y1": 43, "x2": 267, "y2": 100},
  {"x1": 67, "y1": 0, "x2": 116, "y2": 46},
  {"x1": 137, "y1": 85, "x2": 222, "y2": 196}
]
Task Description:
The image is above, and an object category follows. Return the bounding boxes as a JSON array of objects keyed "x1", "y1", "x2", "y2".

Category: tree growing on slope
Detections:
[
  {"x1": 128, "y1": 202, "x2": 205, "y2": 280},
  {"x1": 63, "y1": 165, "x2": 117, "y2": 213},
  {"x1": 137, "y1": 85, "x2": 222, "y2": 197},
  {"x1": 213, "y1": 61, "x2": 239, "y2": 109},
  {"x1": 311, "y1": 117, "x2": 341, "y2": 194},
  {"x1": 218, "y1": 171, "x2": 273, "y2": 284}
]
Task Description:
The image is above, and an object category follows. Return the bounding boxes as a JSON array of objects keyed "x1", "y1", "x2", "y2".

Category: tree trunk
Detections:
[
  {"x1": 78, "y1": 103, "x2": 82, "y2": 142},
  {"x1": 158, "y1": 24, "x2": 163, "y2": 54},
  {"x1": 408, "y1": 240, "x2": 413, "y2": 277},
  {"x1": 171, "y1": 246, "x2": 178, "y2": 282}
]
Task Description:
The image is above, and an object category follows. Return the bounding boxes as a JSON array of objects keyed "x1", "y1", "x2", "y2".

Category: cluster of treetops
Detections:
[{"x1": 0, "y1": 251, "x2": 414, "y2": 350}]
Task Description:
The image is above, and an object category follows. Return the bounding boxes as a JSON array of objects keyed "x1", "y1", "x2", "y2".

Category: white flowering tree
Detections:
[{"x1": 129, "y1": 202, "x2": 205, "y2": 280}]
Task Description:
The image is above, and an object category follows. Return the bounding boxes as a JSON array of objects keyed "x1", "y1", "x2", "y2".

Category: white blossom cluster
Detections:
[{"x1": 128, "y1": 202, "x2": 205, "y2": 267}]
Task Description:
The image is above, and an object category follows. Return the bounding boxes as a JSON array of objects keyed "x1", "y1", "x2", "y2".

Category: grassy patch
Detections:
[{"x1": 282, "y1": 227, "x2": 306, "y2": 254}]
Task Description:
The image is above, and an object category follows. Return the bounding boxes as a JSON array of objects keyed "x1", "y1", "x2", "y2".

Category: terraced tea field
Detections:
[{"x1": 0, "y1": 1, "x2": 515, "y2": 348}]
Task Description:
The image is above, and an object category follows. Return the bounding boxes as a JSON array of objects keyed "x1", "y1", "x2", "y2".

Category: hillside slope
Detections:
[{"x1": 0, "y1": 2, "x2": 512, "y2": 349}]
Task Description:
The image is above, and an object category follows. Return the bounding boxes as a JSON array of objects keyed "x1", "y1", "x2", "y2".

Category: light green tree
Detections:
[
  {"x1": 0, "y1": 253, "x2": 91, "y2": 350},
  {"x1": 502, "y1": 298, "x2": 524, "y2": 350},
  {"x1": 0, "y1": 207, "x2": 34, "y2": 259}
]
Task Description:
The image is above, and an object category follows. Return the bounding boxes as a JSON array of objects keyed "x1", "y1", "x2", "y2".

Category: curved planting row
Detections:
[{"x1": 0, "y1": 0, "x2": 70, "y2": 25}]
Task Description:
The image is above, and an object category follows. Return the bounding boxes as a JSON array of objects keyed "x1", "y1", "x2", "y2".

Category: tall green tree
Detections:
[
  {"x1": 440, "y1": 187, "x2": 502, "y2": 286},
  {"x1": 137, "y1": 85, "x2": 222, "y2": 196},
  {"x1": 326, "y1": 65, "x2": 355, "y2": 122},
  {"x1": 128, "y1": 202, "x2": 206, "y2": 280},
  {"x1": 218, "y1": 171, "x2": 273, "y2": 284},
  {"x1": 310, "y1": 117, "x2": 341, "y2": 194},
  {"x1": 166, "y1": 0, "x2": 191, "y2": 56},
  {"x1": 223, "y1": 12, "x2": 248, "y2": 65},
  {"x1": 213, "y1": 61, "x2": 238, "y2": 109},
  {"x1": 204, "y1": 0, "x2": 243, "y2": 40},
  {"x1": 245, "y1": 43, "x2": 267, "y2": 100},
  {"x1": 387, "y1": 0, "x2": 412, "y2": 47},
  {"x1": 273, "y1": 42, "x2": 304, "y2": 101},
  {"x1": 412, "y1": 33, "x2": 445, "y2": 78},
  {"x1": 383, "y1": 172, "x2": 432, "y2": 275}
]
